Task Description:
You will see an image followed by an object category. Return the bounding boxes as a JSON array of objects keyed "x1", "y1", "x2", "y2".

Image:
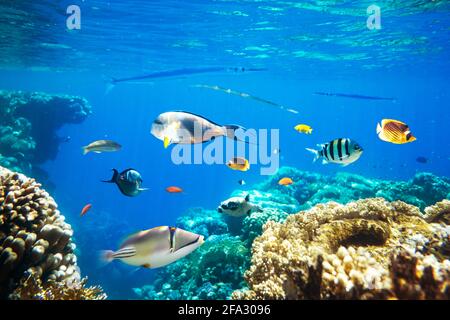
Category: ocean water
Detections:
[{"x1": 0, "y1": 0, "x2": 449, "y2": 299}]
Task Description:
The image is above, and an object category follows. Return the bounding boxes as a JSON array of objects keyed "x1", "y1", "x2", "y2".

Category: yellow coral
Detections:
[{"x1": 233, "y1": 198, "x2": 450, "y2": 300}]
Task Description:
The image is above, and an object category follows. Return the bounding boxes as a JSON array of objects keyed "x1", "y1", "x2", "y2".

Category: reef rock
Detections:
[
  {"x1": 0, "y1": 90, "x2": 91, "y2": 176},
  {"x1": 233, "y1": 198, "x2": 450, "y2": 300},
  {"x1": 0, "y1": 166, "x2": 104, "y2": 300}
]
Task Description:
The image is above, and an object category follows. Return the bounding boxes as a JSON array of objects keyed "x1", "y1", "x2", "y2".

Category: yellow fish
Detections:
[
  {"x1": 227, "y1": 157, "x2": 250, "y2": 171},
  {"x1": 294, "y1": 124, "x2": 313, "y2": 134},
  {"x1": 376, "y1": 119, "x2": 416, "y2": 144}
]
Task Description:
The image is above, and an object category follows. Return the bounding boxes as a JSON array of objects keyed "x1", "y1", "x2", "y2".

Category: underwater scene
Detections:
[{"x1": 0, "y1": 0, "x2": 449, "y2": 301}]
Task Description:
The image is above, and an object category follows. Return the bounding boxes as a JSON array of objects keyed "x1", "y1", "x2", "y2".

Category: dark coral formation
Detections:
[
  {"x1": 0, "y1": 166, "x2": 104, "y2": 300},
  {"x1": 132, "y1": 167, "x2": 449, "y2": 300},
  {"x1": 0, "y1": 90, "x2": 91, "y2": 175},
  {"x1": 232, "y1": 198, "x2": 450, "y2": 300}
]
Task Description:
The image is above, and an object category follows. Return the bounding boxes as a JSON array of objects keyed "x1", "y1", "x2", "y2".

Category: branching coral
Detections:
[
  {"x1": 233, "y1": 198, "x2": 450, "y2": 300},
  {"x1": 0, "y1": 166, "x2": 104, "y2": 299},
  {"x1": 10, "y1": 273, "x2": 106, "y2": 300}
]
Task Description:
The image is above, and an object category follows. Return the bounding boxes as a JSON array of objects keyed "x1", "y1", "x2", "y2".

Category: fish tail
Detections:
[
  {"x1": 100, "y1": 250, "x2": 115, "y2": 264},
  {"x1": 224, "y1": 124, "x2": 258, "y2": 145},
  {"x1": 376, "y1": 122, "x2": 382, "y2": 135},
  {"x1": 82, "y1": 146, "x2": 89, "y2": 155},
  {"x1": 101, "y1": 169, "x2": 119, "y2": 183},
  {"x1": 103, "y1": 75, "x2": 116, "y2": 95},
  {"x1": 305, "y1": 148, "x2": 320, "y2": 162}
]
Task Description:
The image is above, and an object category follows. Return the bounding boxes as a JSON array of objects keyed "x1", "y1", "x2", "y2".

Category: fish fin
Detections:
[
  {"x1": 141, "y1": 263, "x2": 151, "y2": 269},
  {"x1": 164, "y1": 136, "x2": 171, "y2": 148},
  {"x1": 322, "y1": 159, "x2": 329, "y2": 165},
  {"x1": 382, "y1": 119, "x2": 406, "y2": 127},
  {"x1": 306, "y1": 148, "x2": 320, "y2": 162},
  {"x1": 376, "y1": 122, "x2": 382, "y2": 135},
  {"x1": 341, "y1": 162, "x2": 351, "y2": 167},
  {"x1": 101, "y1": 169, "x2": 119, "y2": 183},
  {"x1": 94, "y1": 151, "x2": 101, "y2": 154},
  {"x1": 245, "y1": 194, "x2": 250, "y2": 202},
  {"x1": 138, "y1": 188, "x2": 149, "y2": 192},
  {"x1": 82, "y1": 147, "x2": 89, "y2": 155}
]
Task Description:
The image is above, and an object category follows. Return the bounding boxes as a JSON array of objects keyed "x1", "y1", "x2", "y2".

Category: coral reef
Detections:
[
  {"x1": 0, "y1": 90, "x2": 91, "y2": 177},
  {"x1": 0, "y1": 166, "x2": 104, "y2": 299},
  {"x1": 10, "y1": 273, "x2": 106, "y2": 300},
  {"x1": 256, "y1": 167, "x2": 450, "y2": 210},
  {"x1": 134, "y1": 234, "x2": 249, "y2": 300},
  {"x1": 133, "y1": 167, "x2": 449, "y2": 300},
  {"x1": 232, "y1": 198, "x2": 450, "y2": 300}
]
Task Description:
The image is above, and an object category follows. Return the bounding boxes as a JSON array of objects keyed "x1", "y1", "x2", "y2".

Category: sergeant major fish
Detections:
[
  {"x1": 151, "y1": 111, "x2": 249, "y2": 148},
  {"x1": 306, "y1": 138, "x2": 363, "y2": 166},
  {"x1": 101, "y1": 226, "x2": 204, "y2": 268},
  {"x1": 102, "y1": 168, "x2": 148, "y2": 197}
]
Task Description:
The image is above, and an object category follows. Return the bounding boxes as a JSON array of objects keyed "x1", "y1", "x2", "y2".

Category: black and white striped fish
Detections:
[{"x1": 306, "y1": 138, "x2": 363, "y2": 166}]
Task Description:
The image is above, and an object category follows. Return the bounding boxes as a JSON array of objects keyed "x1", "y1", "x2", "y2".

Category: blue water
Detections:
[{"x1": 0, "y1": 0, "x2": 449, "y2": 299}]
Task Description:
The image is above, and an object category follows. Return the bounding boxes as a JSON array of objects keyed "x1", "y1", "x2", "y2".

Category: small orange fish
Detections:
[
  {"x1": 227, "y1": 157, "x2": 250, "y2": 171},
  {"x1": 278, "y1": 177, "x2": 293, "y2": 186},
  {"x1": 376, "y1": 119, "x2": 416, "y2": 144},
  {"x1": 80, "y1": 203, "x2": 92, "y2": 217},
  {"x1": 166, "y1": 186, "x2": 183, "y2": 193}
]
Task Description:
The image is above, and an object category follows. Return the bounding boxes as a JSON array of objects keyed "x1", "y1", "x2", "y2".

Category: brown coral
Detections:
[
  {"x1": 0, "y1": 166, "x2": 104, "y2": 299},
  {"x1": 233, "y1": 198, "x2": 450, "y2": 300}
]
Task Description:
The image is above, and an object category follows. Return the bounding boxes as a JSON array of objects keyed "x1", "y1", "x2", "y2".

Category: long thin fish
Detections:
[
  {"x1": 314, "y1": 91, "x2": 396, "y2": 101},
  {"x1": 193, "y1": 84, "x2": 299, "y2": 114},
  {"x1": 106, "y1": 67, "x2": 267, "y2": 93}
]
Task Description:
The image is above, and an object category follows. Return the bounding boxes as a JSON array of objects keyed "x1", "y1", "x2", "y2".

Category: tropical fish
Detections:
[
  {"x1": 416, "y1": 156, "x2": 428, "y2": 164},
  {"x1": 376, "y1": 119, "x2": 416, "y2": 144},
  {"x1": 101, "y1": 226, "x2": 204, "y2": 268},
  {"x1": 314, "y1": 92, "x2": 396, "y2": 101},
  {"x1": 80, "y1": 203, "x2": 92, "y2": 217},
  {"x1": 217, "y1": 194, "x2": 262, "y2": 217},
  {"x1": 166, "y1": 186, "x2": 183, "y2": 193},
  {"x1": 102, "y1": 168, "x2": 148, "y2": 197},
  {"x1": 306, "y1": 138, "x2": 363, "y2": 166},
  {"x1": 106, "y1": 66, "x2": 266, "y2": 92},
  {"x1": 227, "y1": 157, "x2": 250, "y2": 172},
  {"x1": 294, "y1": 124, "x2": 313, "y2": 134},
  {"x1": 193, "y1": 84, "x2": 299, "y2": 114},
  {"x1": 151, "y1": 111, "x2": 249, "y2": 148},
  {"x1": 82, "y1": 140, "x2": 121, "y2": 155},
  {"x1": 278, "y1": 177, "x2": 293, "y2": 186},
  {"x1": 238, "y1": 179, "x2": 246, "y2": 186}
]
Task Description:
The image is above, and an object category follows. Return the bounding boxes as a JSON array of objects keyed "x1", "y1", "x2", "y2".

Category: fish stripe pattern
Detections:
[
  {"x1": 323, "y1": 144, "x2": 329, "y2": 160},
  {"x1": 344, "y1": 138, "x2": 350, "y2": 156},
  {"x1": 337, "y1": 138, "x2": 343, "y2": 160},
  {"x1": 113, "y1": 247, "x2": 137, "y2": 259},
  {"x1": 329, "y1": 140, "x2": 335, "y2": 160}
]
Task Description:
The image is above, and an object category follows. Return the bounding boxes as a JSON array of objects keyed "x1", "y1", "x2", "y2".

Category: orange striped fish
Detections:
[
  {"x1": 376, "y1": 119, "x2": 416, "y2": 144},
  {"x1": 166, "y1": 186, "x2": 183, "y2": 193},
  {"x1": 80, "y1": 203, "x2": 92, "y2": 217}
]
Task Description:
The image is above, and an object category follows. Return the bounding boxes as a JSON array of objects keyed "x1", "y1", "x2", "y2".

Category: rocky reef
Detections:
[
  {"x1": 0, "y1": 90, "x2": 91, "y2": 179},
  {"x1": 133, "y1": 167, "x2": 450, "y2": 300},
  {"x1": 0, "y1": 166, "x2": 105, "y2": 300},
  {"x1": 232, "y1": 198, "x2": 450, "y2": 300}
]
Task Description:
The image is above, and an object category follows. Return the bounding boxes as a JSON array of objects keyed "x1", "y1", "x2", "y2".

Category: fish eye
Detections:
[{"x1": 153, "y1": 119, "x2": 163, "y2": 125}]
